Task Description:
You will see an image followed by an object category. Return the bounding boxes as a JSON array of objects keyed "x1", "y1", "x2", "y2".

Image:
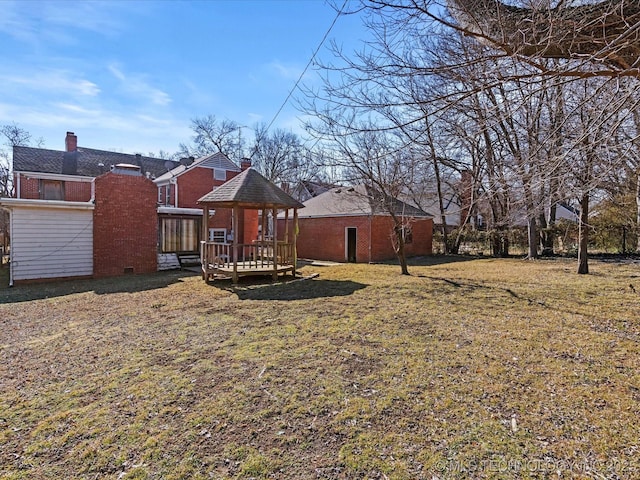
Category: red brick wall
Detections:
[
  {"x1": 178, "y1": 167, "x2": 237, "y2": 209},
  {"x1": 294, "y1": 216, "x2": 372, "y2": 263},
  {"x1": 65, "y1": 182, "x2": 92, "y2": 202},
  {"x1": 206, "y1": 208, "x2": 233, "y2": 236},
  {"x1": 16, "y1": 176, "x2": 91, "y2": 201},
  {"x1": 242, "y1": 210, "x2": 259, "y2": 243},
  {"x1": 93, "y1": 172, "x2": 158, "y2": 277},
  {"x1": 291, "y1": 215, "x2": 432, "y2": 262},
  {"x1": 370, "y1": 216, "x2": 433, "y2": 260},
  {"x1": 17, "y1": 177, "x2": 39, "y2": 199}
]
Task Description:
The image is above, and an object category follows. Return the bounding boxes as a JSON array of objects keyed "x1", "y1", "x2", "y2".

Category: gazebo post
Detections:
[
  {"x1": 201, "y1": 204, "x2": 209, "y2": 279},
  {"x1": 232, "y1": 205, "x2": 239, "y2": 283},
  {"x1": 284, "y1": 208, "x2": 289, "y2": 243},
  {"x1": 272, "y1": 206, "x2": 278, "y2": 280}
]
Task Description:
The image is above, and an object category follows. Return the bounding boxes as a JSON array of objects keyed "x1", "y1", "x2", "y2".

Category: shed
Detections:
[{"x1": 286, "y1": 185, "x2": 433, "y2": 263}]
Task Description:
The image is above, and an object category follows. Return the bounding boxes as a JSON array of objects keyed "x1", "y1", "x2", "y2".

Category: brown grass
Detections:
[{"x1": 1, "y1": 257, "x2": 639, "y2": 479}]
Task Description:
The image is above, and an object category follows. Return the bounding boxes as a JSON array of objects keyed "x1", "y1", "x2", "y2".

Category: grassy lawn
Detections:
[{"x1": 1, "y1": 257, "x2": 639, "y2": 479}]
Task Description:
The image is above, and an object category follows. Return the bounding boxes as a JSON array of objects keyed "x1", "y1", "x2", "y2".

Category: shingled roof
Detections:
[
  {"x1": 198, "y1": 168, "x2": 304, "y2": 209},
  {"x1": 13, "y1": 145, "x2": 178, "y2": 179},
  {"x1": 297, "y1": 184, "x2": 431, "y2": 218},
  {"x1": 154, "y1": 152, "x2": 240, "y2": 183}
]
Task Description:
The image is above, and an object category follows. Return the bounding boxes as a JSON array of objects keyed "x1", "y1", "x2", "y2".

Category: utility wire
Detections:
[{"x1": 252, "y1": 0, "x2": 348, "y2": 157}]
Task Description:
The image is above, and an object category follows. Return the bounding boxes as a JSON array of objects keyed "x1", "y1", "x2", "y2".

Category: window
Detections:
[
  {"x1": 213, "y1": 168, "x2": 226, "y2": 181},
  {"x1": 40, "y1": 180, "x2": 64, "y2": 200},
  {"x1": 209, "y1": 228, "x2": 227, "y2": 243},
  {"x1": 161, "y1": 218, "x2": 200, "y2": 253}
]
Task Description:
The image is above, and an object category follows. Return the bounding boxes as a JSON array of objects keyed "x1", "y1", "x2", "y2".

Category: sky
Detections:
[{"x1": 0, "y1": 0, "x2": 369, "y2": 157}]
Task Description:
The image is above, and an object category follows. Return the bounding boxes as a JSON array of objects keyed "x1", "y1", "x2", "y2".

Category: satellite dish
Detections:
[{"x1": 164, "y1": 160, "x2": 175, "y2": 171}]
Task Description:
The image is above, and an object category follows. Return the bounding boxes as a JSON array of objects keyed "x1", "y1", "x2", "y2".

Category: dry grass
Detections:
[{"x1": 1, "y1": 257, "x2": 639, "y2": 479}]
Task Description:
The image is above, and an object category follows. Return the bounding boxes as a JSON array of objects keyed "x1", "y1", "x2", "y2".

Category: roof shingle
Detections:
[
  {"x1": 13, "y1": 145, "x2": 178, "y2": 179},
  {"x1": 298, "y1": 184, "x2": 432, "y2": 218}
]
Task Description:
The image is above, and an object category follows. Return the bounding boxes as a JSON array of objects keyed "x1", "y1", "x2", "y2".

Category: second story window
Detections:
[
  {"x1": 40, "y1": 180, "x2": 64, "y2": 200},
  {"x1": 213, "y1": 168, "x2": 226, "y2": 181}
]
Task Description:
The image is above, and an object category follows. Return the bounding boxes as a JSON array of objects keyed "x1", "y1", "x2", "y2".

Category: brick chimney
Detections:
[
  {"x1": 240, "y1": 158, "x2": 252, "y2": 171},
  {"x1": 65, "y1": 131, "x2": 78, "y2": 152}
]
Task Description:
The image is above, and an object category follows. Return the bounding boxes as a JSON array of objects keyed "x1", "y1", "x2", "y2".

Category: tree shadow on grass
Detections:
[
  {"x1": 0, "y1": 270, "x2": 197, "y2": 304},
  {"x1": 378, "y1": 254, "x2": 492, "y2": 268},
  {"x1": 213, "y1": 277, "x2": 368, "y2": 301}
]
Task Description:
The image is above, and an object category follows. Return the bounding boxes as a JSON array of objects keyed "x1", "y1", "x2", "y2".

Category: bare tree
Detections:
[
  {"x1": 249, "y1": 124, "x2": 312, "y2": 186},
  {"x1": 1, "y1": 123, "x2": 36, "y2": 197},
  {"x1": 179, "y1": 115, "x2": 244, "y2": 160},
  {"x1": 445, "y1": 0, "x2": 640, "y2": 72}
]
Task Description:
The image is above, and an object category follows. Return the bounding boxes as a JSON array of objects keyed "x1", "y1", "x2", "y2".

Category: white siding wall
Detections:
[{"x1": 11, "y1": 206, "x2": 93, "y2": 281}]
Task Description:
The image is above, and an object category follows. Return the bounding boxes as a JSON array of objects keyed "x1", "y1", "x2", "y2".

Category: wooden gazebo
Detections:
[{"x1": 197, "y1": 168, "x2": 304, "y2": 283}]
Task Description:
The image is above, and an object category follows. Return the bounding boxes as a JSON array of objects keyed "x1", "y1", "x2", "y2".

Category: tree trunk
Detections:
[
  {"x1": 425, "y1": 118, "x2": 450, "y2": 254},
  {"x1": 636, "y1": 171, "x2": 640, "y2": 253},
  {"x1": 491, "y1": 226, "x2": 509, "y2": 257},
  {"x1": 432, "y1": 155, "x2": 449, "y2": 254},
  {"x1": 527, "y1": 216, "x2": 538, "y2": 260},
  {"x1": 577, "y1": 193, "x2": 590, "y2": 275},
  {"x1": 395, "y1": 225, "x2": 410, "y2": 275},
  {"x1": 541, "y1": 201, "x2": 557, "y2": 256}
]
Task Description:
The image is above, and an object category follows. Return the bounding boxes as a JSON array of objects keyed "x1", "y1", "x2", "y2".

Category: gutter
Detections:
[{"x1": 0, "y1": 198, "x2": 95, "y2": 210}]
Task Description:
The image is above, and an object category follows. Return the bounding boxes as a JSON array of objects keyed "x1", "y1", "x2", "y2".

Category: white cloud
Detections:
[
  {"x1": 268, "y1": 61, "x2": 304, "y2": 81},
  {"x1": 108, "y1": 63, "x2": 172, "y2": 106},
  {"x1": 247, "y1": 113, "x2": 263, "y2": 123},
  {"x1": 0, "y1": 70, "x2": 100, "y2": 97},
  {"x1": 0, "y1": 1, "x2": 37, "y2": 43},
  {"x1": 0, "y1": 99, "x2": 190, "y2": 154},
  {"x1": 0, "y1": 1, "x2": 132, "y2": 45}
]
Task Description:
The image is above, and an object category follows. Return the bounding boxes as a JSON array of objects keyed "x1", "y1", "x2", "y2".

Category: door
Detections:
[{"x1": 346, "y1": 227, "x2": 357, "y2": 263}]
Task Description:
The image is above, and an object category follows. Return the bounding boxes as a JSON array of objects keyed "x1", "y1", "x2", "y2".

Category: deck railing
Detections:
[{"x1": 200, "y1": 241, "x2": 294, "y2": 272}]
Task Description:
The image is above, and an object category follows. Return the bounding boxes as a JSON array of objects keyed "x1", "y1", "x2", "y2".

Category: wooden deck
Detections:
[{"x1": 200, "y1": 241, "x2": 296, "y2": 282}]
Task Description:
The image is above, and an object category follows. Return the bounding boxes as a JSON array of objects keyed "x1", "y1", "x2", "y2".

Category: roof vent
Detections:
[{"x1": 110, "y1": 163, "x2": 142, "y2": 176}]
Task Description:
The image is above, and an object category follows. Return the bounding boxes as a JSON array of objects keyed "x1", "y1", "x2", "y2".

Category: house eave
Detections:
[
  {"x1": 15, "y1": 171, "x2": 95, "y2": 182},
  {"x1": 0, "y1": 198, "x2": 95, "y2": 210},
  {"x1": 157, "y1": 206, "x2": 203, "y2": 216}
]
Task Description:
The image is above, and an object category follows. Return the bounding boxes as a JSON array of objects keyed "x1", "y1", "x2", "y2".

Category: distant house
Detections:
[
  {"x1": 0, "y1": 131, "x2": 252, "y2": 284},
  {"x1": 285, "y1": 185, "x2": 433, "y2": 263}
]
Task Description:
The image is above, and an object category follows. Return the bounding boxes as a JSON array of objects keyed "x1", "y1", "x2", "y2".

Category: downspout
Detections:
[
  {"x1": 8, "y1": 207, "x2": 13, "y2": 287},
  {"x1": 173, "y1": 179, "x2": 179, "y2": 208},
  {"x1": 16, "y1": 173, "x2": 20, "y2": 199},
  {"x1": 90, "y1": 177, "x2": 95, "y2": 202}
]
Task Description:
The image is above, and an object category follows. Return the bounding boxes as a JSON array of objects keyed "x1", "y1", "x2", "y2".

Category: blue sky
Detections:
[{"x1": 0, "y1": 0, "x2": 367, "y2": 157}]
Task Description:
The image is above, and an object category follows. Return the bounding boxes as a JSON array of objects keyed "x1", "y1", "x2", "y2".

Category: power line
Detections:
[{"x1": 254, "y1": 0, "x2": 348, "y2": 153}]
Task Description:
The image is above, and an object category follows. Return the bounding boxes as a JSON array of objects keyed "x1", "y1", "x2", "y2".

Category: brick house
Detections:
[
  {"x1": 153, "y1": 153, "x2": 255, "y2": 257},
  {"x1": 0, "y1": 131, "x2": 251, "y2": 284},
  {"x1": 286, "y1": 185, "x2": 433, "y2": 263}
]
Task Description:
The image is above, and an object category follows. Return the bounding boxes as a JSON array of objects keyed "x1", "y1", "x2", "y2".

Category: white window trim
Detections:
[
  {"x1": 209, "y1": 228, "x2": 227, "y2": 243},
  {"x1": 213, "y1": 168, "x2": 226, "y2": 181}
]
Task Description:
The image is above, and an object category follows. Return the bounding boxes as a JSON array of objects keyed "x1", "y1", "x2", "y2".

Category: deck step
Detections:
[
  {"x1": 178, "y1": 254, "x2": 201, "y2": 267},
  {"x1": 158, "y1": 253, "x2": 181, "y2": 271}
]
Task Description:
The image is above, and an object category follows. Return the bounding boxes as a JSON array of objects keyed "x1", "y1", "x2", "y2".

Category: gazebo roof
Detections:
[{"x1": 197, "y1": 168, "x2": 304, "y2": 209}]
